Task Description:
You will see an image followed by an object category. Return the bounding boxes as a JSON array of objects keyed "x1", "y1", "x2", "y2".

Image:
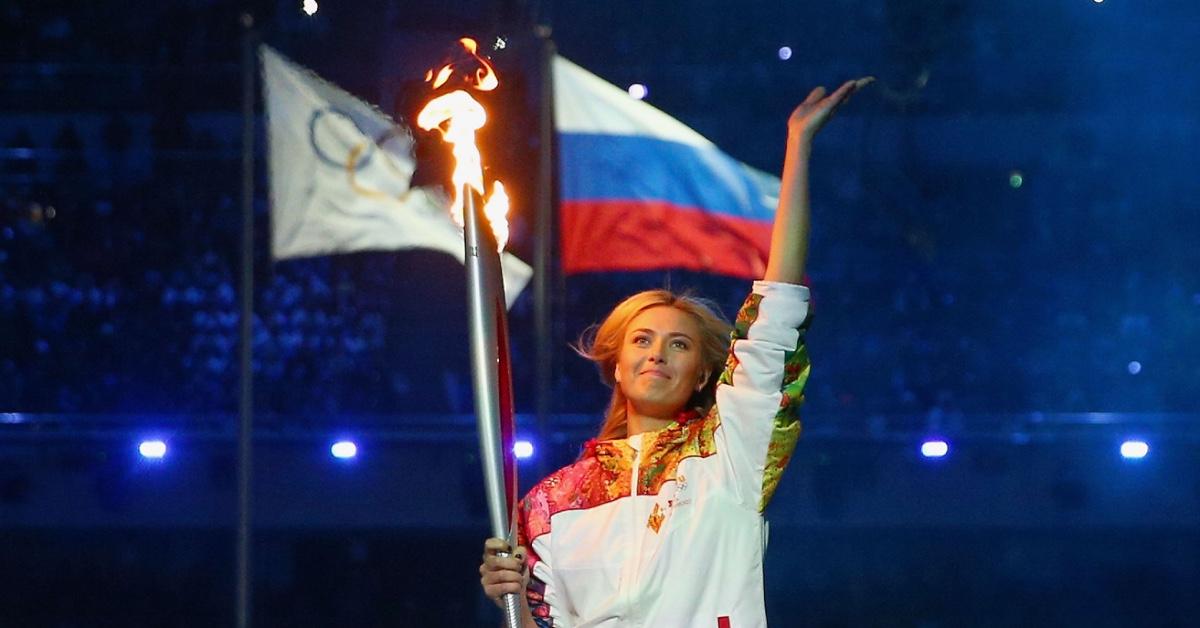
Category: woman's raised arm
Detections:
[{"x1": 763, "y1": 77, "x2": 873, "y2": 285}]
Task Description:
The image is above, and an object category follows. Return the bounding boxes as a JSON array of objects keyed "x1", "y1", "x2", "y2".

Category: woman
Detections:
[{"x1": 480, "y1": 78, "x2": 872, "y2": 627}]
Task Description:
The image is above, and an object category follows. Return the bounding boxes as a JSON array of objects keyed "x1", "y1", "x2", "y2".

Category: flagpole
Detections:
[
  {"x1": 237, "y1": 12, "x2": 256, "y2": 628},
  {"x1": 533, "y1": 25, "x2": 557, "y2": 475}
]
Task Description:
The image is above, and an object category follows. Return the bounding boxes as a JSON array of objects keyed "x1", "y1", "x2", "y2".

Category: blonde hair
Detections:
[{"x1": 575, "y1": 290, "x2": 732, "y2": 441}]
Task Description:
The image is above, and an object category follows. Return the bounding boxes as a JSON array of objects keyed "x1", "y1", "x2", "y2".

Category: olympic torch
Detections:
[
  {"x1": 417, "y1": 38, "x2": 521, "y2": 628},
  {"x1": 463, "y1": 184, "x2": 521, "y2": 627}
]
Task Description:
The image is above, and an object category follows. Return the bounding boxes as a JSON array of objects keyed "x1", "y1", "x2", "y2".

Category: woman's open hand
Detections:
[
  {"x1": 765, "y1": 76, "x2": 874, "y2": 284},
  {"x1": 788, "y1": 77, "x2": 874, "y2": 144},
  {"x1": 479, "y1": 537, "x2": 530, "y2": 608}
]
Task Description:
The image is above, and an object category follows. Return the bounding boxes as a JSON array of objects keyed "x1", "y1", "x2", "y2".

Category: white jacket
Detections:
[{"x1": 518, "y1": 281, "x2": 812, "y2": 627}]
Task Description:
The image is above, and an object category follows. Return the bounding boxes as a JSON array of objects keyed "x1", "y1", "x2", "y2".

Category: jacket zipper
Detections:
[{"x1": 620, "y1": 434, "x2": 645, "y2": 621}]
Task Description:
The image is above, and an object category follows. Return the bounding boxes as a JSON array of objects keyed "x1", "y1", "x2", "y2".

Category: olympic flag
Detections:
[{"x1": 261, "y1": 45, "x2": 532, "y2": 306}]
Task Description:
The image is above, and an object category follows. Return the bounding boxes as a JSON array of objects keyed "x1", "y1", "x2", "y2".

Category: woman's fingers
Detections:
[
  {"x1": 480, "y1": 539, "x2": 530, "y2": 608},
  {"x1": 483, "y1": 537, "x2": 511, "y2": 555},
  {"x1": 826, "y1": 77, "x2": 872, "y2": 109},
  {"x1": 483, "y1": 554, "x2": 526, "y2": 573},
  {"x1": 482, "y1": 537, "x2": 530, "y2": 607},
  {"x1": 481, "y1": 565, "x2": 527, "y2": 583},
  {"x1": 482, "y1": 538, "x2": 526, "y2": 565},
  {"x1": 790, "y1": 76, "x2": 875, "y2": 138},
  {"x1": 831, "y1": 79, "x2": 857, "y2": 100},
  {"x1": 820, "y1": 77, "x2": 874, "y2": 105},
  {"x1": 480, "y1": 570, "x2": 526, "y2": 603},
  {"x1": 482, "y1": 538, "x2": 526, "y2": 558},
  {"x1": 480, "y1": 538, "x2": 528, "y2": 582},
  {"x1": 802, "y1": 86, "x2": 826, "y2": 106},
  {"x1": 480, "y1": 561, "x2": 525, "y2": 602},
  {"x1": 837, "y1": 77, "x2": 875, "y2": 107}
]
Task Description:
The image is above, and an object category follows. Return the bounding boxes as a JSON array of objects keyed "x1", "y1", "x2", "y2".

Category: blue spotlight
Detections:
[
  {"x1": 1127, "y1": 361, "x2": 1142, "y2": 375},
  {"x1": 513, "y1": 440, "x2": 534, "y2": 460},
  {"x1": 777, "y1": 46, "x2": 793, "y2": 61},
  {"x1": 920, "y1": 440, "x2": 949, "y2": 458},
  {"x1": 331, "y1": 440, "x2": 358, "y2": 460},
  {"x1": 139, "y1": 440, "x2": 167, "y2": 459},
  {"x1": 1, "y1": 413, "x2": 27, "y2": 424},
  {"x1": 1120, "y1": 440, "x2": 1149, "y2": 460}
]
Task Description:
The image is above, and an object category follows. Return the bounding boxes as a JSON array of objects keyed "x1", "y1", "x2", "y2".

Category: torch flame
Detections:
[
  {"x1": 483, "y1": 181, "x2": 509, "y2": 249},
  {"x1": 416, "y1": 38, "x2": 508, "y2": 251}
]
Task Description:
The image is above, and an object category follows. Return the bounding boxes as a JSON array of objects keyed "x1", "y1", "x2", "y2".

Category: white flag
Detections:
[{"x1": 261, "y1": 45, "x2": 531, "y2": 306}]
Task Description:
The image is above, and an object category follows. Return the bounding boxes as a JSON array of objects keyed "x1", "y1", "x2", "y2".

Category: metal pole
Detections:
[
  {"x1": 236, "y1": 13, "x2": 256, "y2": 628},
  {"x1": 533, "y1": 26, "x2": 557, "y2": 478},
  {"x1": 463, "y1": 186, "x2": 521, "y2": 628}
]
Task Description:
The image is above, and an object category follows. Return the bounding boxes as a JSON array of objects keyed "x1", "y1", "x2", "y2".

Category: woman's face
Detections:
[{"x1": 615, "y1": 305, "x2": 709, "y2": 419}]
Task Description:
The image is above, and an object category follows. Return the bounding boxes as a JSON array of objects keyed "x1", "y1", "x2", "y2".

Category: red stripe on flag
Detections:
[
  {"x1": 560, "y1": 199, "x2": 771, "y2": 278},
  {"x1": 717, "y1": 617, "x2": 731, "y2": 628}
]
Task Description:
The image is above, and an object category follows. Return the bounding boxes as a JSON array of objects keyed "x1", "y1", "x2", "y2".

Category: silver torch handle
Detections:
[{"x1": 462, "y1": 185, "x2": 522, "y2": 628}]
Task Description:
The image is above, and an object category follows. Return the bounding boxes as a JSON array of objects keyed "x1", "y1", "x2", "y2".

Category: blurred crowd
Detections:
[
  {"x1": 0, "y1": 0, "x2": 249, "y2": 65},
  {"x1": 2, "y1": 1, "x2": 1197, "y2": 423},
  {"x1": 5, "y1": 120, "x2": 1196, "y2": 421}
]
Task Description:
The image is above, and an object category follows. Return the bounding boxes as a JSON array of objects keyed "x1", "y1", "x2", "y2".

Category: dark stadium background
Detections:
[{"x1": 2, "y1": 1, "x2": 1198, "y2": 625}]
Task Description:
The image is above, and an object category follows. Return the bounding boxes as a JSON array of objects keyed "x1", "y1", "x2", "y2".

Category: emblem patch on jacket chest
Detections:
[{"x1": 647, "y1": 503, "x2": 665, "y2": 533}]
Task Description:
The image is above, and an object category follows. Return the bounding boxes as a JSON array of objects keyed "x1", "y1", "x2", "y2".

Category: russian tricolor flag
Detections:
[{"x1": 554, "y1": 56, "x2": 780, "y2": 278}]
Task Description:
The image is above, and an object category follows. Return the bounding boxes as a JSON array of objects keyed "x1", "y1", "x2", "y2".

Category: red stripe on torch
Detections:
[{"x1": 495, "y1": 301, "x2": 518, "y2": 520}]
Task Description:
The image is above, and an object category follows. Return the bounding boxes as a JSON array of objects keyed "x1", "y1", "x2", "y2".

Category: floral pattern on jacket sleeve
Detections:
[{"x1": 718, "y1": 289, "x2": 813, "y2": 512}]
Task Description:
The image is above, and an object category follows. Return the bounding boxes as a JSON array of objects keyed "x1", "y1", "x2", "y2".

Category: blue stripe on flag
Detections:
[{"x1": 559, "y1": 133, "x2": 776, "y2": 222}]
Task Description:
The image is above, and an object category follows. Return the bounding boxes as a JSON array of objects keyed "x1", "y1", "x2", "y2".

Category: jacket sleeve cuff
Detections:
[{"x1": 750, "y1": 280, "x2": 811, "y2": 330}]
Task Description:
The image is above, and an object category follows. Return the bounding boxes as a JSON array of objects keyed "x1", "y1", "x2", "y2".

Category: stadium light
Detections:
[
  {"x1": 331, "y1": 440, "x2": 358, "y2": 460},
  {"x1": 138, "y1": 440, "x2": 167, "y2": 460},
  {"x1": 1120, "y1": 440, "x2": 1149, "y2": 460},
  {"x1": 920, "y1": 440, "x2": 949, "y2": 459},
  {"x1": 513, "y1": 440, "x2": 534, "y2": 460}
]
